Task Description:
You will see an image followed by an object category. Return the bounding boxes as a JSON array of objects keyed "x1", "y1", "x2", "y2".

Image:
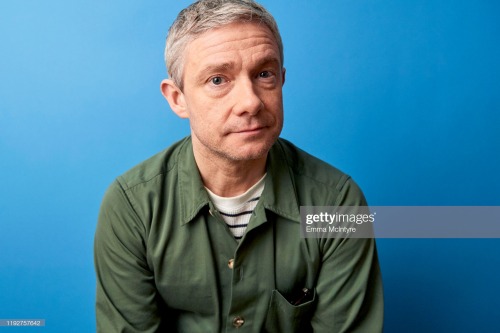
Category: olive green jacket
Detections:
[{"x1": 95, "y1": 137, "x2": 383, "y2": 332}]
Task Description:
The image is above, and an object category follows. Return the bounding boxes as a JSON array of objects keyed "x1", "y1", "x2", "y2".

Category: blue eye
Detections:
[{"x1": 211, "y1": 77, "x2": 223, "y2": 85}]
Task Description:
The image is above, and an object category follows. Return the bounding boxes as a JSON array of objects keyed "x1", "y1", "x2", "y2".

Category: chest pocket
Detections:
[{"x1": 264, "y1": 288, "x2": 316, "y2": 333}]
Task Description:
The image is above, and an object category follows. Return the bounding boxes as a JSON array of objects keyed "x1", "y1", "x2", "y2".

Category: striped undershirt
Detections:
[{"x1": 205, "y1": 174, "x2": 266, "y2": 241}]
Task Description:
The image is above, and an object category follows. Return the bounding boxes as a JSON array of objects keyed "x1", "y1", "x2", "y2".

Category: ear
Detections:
[
  {"x1": 160, "y1": 79, "x2": 189, "y2": 118},
  {"x1": 281, "y1": 67, "x2": 286, "y2": 86}
]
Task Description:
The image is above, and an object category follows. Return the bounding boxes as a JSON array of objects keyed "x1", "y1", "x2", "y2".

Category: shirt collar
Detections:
[
  {"x1": 177, "y1": 138, "x2": 212, "y2": 225},
  {"x1": 177, "y1": 137, "x2": 301, "y2": 225},
  {"x1": 261, "y1": 140, "x2": 301, "y2": 223}
]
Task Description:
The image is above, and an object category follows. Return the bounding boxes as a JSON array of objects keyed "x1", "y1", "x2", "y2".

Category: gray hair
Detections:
[{"x1": 165, "y1": 0, "x2": 284, "y2": 90}]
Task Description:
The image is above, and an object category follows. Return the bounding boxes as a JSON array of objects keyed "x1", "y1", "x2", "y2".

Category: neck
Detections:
[{"x1": 193, "y1": 144, "x2": 267, "y2": 198}]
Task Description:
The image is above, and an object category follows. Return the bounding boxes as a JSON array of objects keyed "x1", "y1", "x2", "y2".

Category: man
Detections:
[{"x1": 94, "y1": 0, "x2": 383, "y2": 332}]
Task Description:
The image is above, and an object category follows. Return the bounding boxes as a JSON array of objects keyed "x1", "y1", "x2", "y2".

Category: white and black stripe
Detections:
[
  {"x1": 218, "y1": 197, "x2": 260, "y2": 240},
  {"x1": 205, "y1": 174, "x2": 266, "y2": 241}
]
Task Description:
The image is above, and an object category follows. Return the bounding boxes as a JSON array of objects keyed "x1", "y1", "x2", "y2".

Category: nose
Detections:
[{"x1": 232, "y1": 77, "x2": 263, "y2": 116}]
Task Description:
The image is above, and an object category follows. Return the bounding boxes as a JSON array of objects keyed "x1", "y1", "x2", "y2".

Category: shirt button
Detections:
[
  {"x1": 228, "y1": 259, "x2": 234, "y2": 269},
  {"x1": 232, "y1": 316, "x2": 245, "y2": 328}
]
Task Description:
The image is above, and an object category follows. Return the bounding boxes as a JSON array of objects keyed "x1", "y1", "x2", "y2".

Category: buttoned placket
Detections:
[{"x1": 223, "y1": 204, "x2": 277, "y2": 332}]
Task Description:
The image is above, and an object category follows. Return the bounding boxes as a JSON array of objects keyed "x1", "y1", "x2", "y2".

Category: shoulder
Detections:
[
  {"x1": 115, "y1": 137, "x2": 190, "y2": 191},
  {"x1": 98, "y1": 137, "x2": 191, "y2": 231},
  {"x1": 99, "y1": 137, "x2": 189, "y2": 217},
  {"x1": 273, "y1": 138, "x2": 366, "y2": 206},
  {"x1": 275, "y1": 138, "x2": 348, "y2": 188}
]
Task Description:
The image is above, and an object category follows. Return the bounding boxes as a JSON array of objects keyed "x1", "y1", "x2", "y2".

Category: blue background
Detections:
[{"x1": 1, "y1": 0, "x2": 499, "y2": 332}]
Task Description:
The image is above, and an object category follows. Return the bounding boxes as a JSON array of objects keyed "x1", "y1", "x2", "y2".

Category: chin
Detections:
[{"x1": 224, "y1": 140, "x2": 276, "y2": 161}]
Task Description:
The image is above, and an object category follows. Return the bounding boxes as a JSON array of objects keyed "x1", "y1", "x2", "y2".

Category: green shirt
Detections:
[{"x1": 94, "y1": 137, "x2": 383, "y2": 333}]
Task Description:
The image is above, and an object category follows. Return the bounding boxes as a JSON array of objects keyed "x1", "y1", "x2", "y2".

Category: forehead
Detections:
[{"x1": 183, "y1": 22, "x2": 281, "y2": 71}]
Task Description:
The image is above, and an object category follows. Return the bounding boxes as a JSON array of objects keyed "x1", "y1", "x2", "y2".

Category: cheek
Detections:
[
  {"x1": 263, "y1": 90, "x2": 283, "y2": 108},
  {"x1": 189, "y1": 107, "x2": 225, "y2": 132},
  {"x1": 266, "y1": 98, "x2": 284, "y2": 121}
]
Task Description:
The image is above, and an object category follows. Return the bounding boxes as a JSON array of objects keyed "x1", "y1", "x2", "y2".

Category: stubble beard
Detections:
[
  {"x1": 192, "y1": 124, "x2": 282, "y2": 164},
  {"x1": 201, "y1": 133, "x2": 279, "y2": 163}
]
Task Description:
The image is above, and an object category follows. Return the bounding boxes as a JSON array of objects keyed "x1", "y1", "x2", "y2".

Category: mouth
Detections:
[
  {"x1": 232, "y1": 126, "x2": 268, "y2": 135},
  {"x1": 236, "y1": 126, "x2": 265, "y2": 133}
]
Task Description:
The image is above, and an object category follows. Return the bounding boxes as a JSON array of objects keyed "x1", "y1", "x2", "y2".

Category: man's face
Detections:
[{"x1": 176, "y1": 22, "x2": 285, "y2": 162}]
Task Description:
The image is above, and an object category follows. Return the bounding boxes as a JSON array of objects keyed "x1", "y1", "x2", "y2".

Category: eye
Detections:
[
  {"x1": 259, "y1": 71, "x2": 272, "y2": 78},
  {"x1": 210, "y1": 76, "x2": 225, "y2": 85}
]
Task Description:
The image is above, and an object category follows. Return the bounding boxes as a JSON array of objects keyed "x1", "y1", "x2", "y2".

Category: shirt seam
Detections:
[
  {"x1": 114, "y1": 178, "x2": 147, "y2": 237},
  {"x1": 277, "y1": 138, "x2": 351, "y2": 197}
]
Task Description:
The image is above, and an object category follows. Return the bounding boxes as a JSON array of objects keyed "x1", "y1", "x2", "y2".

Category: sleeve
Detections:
[
  {"x1": 94, "y1": 180, "x2": 166, "y2": 333},
  {"x1": 310, "y1": 179, "x2": 384, "y2": 333}
]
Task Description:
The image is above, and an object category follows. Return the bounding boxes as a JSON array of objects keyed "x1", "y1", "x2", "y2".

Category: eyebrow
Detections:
[
  {"x1": 195, "y1": 62, "x2": 235, "y2": 83},
  {"x1": 255, "y1": 55, "x2": 281, "y2": 70}
]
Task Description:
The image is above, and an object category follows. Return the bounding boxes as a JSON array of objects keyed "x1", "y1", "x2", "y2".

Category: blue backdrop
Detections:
[{"x1": 1, "y1": 0, "x2": 499, "y2": 332}]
